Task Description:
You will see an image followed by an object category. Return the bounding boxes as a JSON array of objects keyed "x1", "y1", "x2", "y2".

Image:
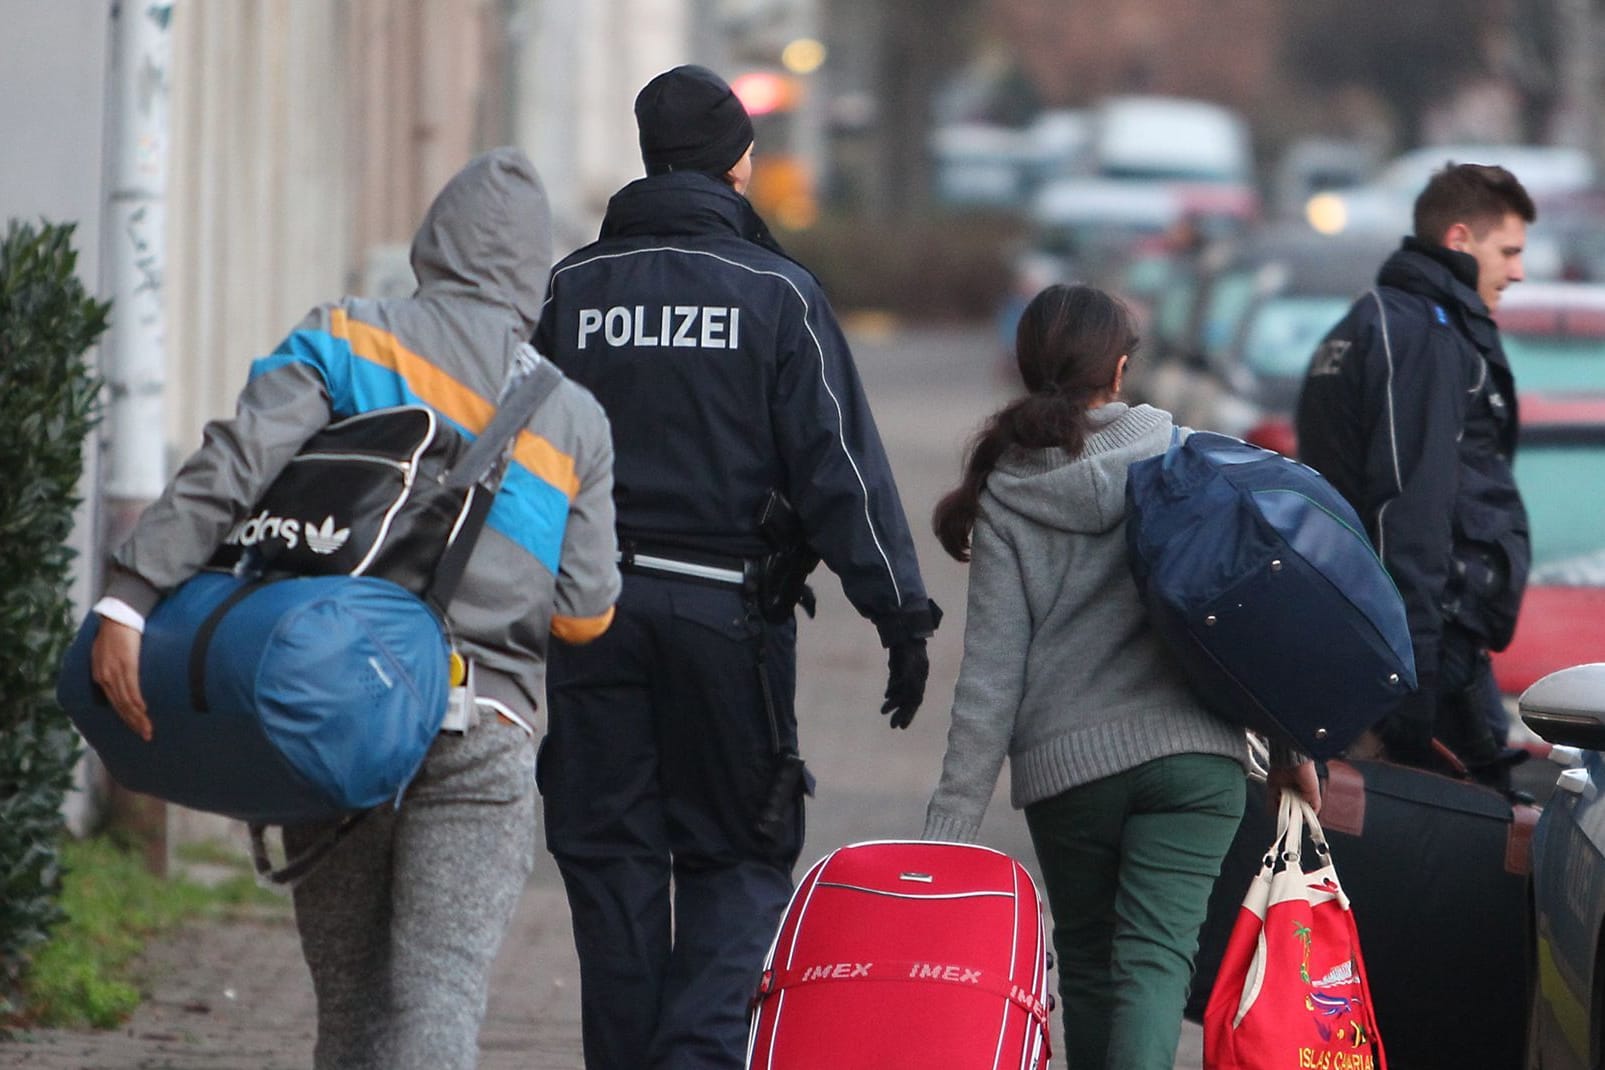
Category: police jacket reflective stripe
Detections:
[
  {"x1": 1295, "y1": 238, "x2": 1530, "y2": 682},
  {"x1": 535, "y1": 172, "x2": 929, "y2": 629}
]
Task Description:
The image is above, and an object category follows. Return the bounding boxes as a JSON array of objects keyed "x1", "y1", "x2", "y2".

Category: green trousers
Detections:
[{"x1": 1025, "y1": 753, "x2": 1245, "y2": 1070}]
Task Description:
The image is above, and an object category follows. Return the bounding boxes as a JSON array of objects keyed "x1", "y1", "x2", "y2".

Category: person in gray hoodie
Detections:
[
  {"x1": 923, "y1": 283, "x2": 1318, "y2": 1070},
  {"x1": 89, "y1": 148, "x2": 621, "y2": 1070}
]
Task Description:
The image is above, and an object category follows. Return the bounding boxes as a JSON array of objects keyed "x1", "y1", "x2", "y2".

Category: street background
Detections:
[
  {"x1": 0, "y1": 322, "x2": 1205, "y2": 1068},
  {"x1": 7, "y1": 0, "x2": 1605, "y2": 1066}
]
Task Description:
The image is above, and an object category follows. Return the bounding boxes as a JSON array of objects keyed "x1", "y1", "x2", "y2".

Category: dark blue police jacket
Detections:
[
  {"x1": 535, "y1": 172, "x2": 934, "y2": 643},
  {"x1": 1295, "y1": 239, "x2": 1530, "y2": 684}
]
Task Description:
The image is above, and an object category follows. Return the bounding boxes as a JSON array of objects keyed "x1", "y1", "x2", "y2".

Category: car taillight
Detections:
[{"x1": 1246, "y1": 417, "x2": 1297, "y2": 457}]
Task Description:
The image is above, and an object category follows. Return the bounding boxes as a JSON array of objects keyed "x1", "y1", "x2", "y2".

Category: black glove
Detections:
[
  {"x1": 881, "y1": 638, "x2": 929, "y2": 730},
  {"x1": 1376, "y1": 687, "x2": 1437, "y2": 768}
]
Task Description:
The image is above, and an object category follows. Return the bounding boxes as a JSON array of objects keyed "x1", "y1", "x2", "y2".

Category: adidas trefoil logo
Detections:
[{"x1": 304, "y1": 516, "x2": 351, "y2": 555}]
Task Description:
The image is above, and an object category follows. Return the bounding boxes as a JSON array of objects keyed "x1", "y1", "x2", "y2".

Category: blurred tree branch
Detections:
[{"x1": 1284, "y1": 0, "x2": 1493, "y2": 145}]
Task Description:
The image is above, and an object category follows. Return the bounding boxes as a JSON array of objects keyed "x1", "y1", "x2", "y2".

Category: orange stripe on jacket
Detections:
[
  {"x1": 551, "y1": 606, "x2": 616, "y2": 644},
  {"x1": 332, "y1": 309, "x2": 581, "y2": 499}
]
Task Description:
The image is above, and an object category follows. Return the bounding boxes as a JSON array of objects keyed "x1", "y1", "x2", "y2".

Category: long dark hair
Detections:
[{"x1": 932, "y1": 284, "x2": 1137, "y2": 562}]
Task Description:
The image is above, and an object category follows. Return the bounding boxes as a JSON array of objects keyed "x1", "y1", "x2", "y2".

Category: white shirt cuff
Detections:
[{"x1": 93, "y1": 596, "x2": 147, "y2": 635}]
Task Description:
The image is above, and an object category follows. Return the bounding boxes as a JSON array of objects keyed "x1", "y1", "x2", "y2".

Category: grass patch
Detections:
[{"x1": 12, "y1": 835, "x2": 284, "y2": 1030}]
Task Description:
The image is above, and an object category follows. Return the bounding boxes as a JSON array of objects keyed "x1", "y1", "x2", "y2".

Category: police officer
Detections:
[
  {"x1": 1296, "y1": 162, "x2": 1533, "y2": 788},
  {"x1": 533, "y1": 65, "x2": 940, "y2": 1069}
]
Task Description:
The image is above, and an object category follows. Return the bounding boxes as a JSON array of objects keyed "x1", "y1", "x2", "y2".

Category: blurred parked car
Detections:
[
  {"x1": 1135, "y1": 224, "x2": 1392, "y2": 444},
  {"x1": 1520, "y1": 663, "x2": 1605, "y2": 1070},
  {"x1": 931, "y1": 109, "x2": 1092, "y2": 212},
  {"x1": 1306, "y1": 143, "x2": 1597, "y2": 238},
  {"x1": 1271, "y1": 136, "x2": 1381, "y2": 221},
  {"x1": 1492, "y1": 285, "x2": 1605, "y2": 695},
  {"x1": 1019, "y1": 94, "x2": 1260, "y2": 281},
  {"x1": 1531, "y1": 191, "x2": 1605, "y2": 282},
  {"x1": 1088, "y1": 95, "x2": 1253, "y2": 185},
  {"x1": 1491, "y1": 394, "x2": 1605, "y2": 696},
  {"x1": 1498, "y1": 283, "x2": 1605, "y2": 393}
]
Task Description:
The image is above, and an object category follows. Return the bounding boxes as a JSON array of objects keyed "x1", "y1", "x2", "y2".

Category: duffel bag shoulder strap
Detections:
[
  {"x1": 250, "y1": 814, "x2": 366, "y2": 886},
  {"x1": 425, "y1": 351, "x2": 565, "y2": 612}
]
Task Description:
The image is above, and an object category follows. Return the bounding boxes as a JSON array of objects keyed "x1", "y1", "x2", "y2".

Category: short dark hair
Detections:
[{"x1": 1413, "y1": 162, "x2": 1536, "y2": 243}]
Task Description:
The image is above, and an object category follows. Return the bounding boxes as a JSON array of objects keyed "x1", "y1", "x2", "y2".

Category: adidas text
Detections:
[{"x1": 225, "y1": 509, "x2": 301, "y2": 551}]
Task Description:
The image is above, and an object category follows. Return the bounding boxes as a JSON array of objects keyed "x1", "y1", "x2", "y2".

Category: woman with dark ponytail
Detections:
[{"x1": 923, "y1": 284, "x2": 1318, "y2": 1069}]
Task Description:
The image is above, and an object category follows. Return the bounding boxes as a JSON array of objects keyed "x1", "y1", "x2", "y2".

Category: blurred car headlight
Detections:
[{"x1": 1306, "y1": 192, "x2": 1349, "y2": 235}]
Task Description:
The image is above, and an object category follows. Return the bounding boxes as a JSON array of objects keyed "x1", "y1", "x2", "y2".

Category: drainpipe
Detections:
[
  {"x1": 103, "y1": 0, "x2": 173, "y2": 533},
  {"x1": 99, "y1": 0, "x2": 173, "y2": 871}
]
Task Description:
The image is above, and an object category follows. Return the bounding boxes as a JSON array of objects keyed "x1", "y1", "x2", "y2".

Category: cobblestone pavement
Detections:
[{"x1": 0, "y1": 324, "x2": 1204, "y2": 1068}]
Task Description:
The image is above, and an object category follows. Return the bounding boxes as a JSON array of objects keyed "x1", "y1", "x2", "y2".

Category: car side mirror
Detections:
[{"x1": 1520, "y1": 663, "x2": 1605, "y2": 751}]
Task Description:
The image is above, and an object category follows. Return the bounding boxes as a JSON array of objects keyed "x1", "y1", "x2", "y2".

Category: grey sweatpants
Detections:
[{"x1": 285, "y1": 718, "x2": 537, "y2": 1070}]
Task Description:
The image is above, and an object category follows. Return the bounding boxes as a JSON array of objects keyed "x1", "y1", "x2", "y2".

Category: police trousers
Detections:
[{"x1": 541, "y1": 572, "x2": 804, "y2": 1070}]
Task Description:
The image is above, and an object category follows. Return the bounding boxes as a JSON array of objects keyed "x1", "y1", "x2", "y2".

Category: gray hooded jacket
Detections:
[
  {"x1": 924, "y1": 403, "x2": 1247, "y2": 843},
  {"x1": 108, "y1": 147, "x2": 621, "y2": 717}
]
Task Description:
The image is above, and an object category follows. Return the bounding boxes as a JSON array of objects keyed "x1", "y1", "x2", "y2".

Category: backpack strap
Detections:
[
  {"x1": 425, "y1": 352, "x2": 565, "y2": 614},
  {"x1": 187, "y1": 576, "x2": 276, "y2": 712},
  {"x1": 249, "y1": 814, "x2": 368, "y2": 887},
  {"x1": 445, "y1": 349, "x2": 566, "y2": 492}
]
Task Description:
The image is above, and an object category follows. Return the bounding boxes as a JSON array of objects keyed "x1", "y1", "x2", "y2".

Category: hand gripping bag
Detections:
[
  {"x1": 56, "y1": 357, "x2": 564, "y2": 831},
  {"x1": 1126, "y1": 431, "x2": 1416, "y2": 759},
  {"x1": 1204, "y1": 792, "x2": 1387, "y2": 1070},
  {"x1": 57, "y1": 572, "x2": 449, "y2": 825}
]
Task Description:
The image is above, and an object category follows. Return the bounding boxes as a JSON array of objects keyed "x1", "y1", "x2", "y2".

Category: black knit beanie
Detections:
[{"x1": 635, "y1": 65, "x2": 755, "y2": 177}]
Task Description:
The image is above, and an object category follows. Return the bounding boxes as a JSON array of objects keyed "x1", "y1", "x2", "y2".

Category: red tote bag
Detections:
[{"x1": 1205, "y1": 791, "x2": 1387, "y2": 1070}]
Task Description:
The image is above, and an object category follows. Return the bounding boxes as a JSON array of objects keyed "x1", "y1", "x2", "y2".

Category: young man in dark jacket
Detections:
[
  {"x1": 533, "y1": 65, "x2": 939, "y2": 1069},
  {"x1": 1295, "y1": 162, "x2": 1533, "y2": 787}
]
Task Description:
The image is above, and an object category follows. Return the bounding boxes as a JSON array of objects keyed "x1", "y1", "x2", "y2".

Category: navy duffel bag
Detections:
[
  {"x1": 1126, "y1": 430, "x2": 1417, "y2": 759},
  {"x1": 57, "y1": 571, "x2": 450, "y2": 825}
]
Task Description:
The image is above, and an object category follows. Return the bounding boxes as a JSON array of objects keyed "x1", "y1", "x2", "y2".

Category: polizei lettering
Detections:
[{"x1": 576, "y1": 305, "x2": 742, "y2": 350}]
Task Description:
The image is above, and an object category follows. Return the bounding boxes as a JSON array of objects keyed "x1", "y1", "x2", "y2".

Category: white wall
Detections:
[
  {"x1": 164, "y1": 2, "x2": 353, "y2": 453},
  {"x1": 0, "y1": 2, "x2": 111, "y2": 282},
  {"x1": 0, "y1": 1, "x2": 113, "y2": 617},
  {"x1": 512, "y1": 0, "x2": 691, "y2": 257}
]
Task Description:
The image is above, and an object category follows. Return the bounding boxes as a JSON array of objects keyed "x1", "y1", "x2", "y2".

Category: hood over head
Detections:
[
  {"x1": 983, "y1": 403, "x2": 1174, "y2": 536},
  {"x1": 410, "y1": 147, "x2": 551, "y2": 336}
]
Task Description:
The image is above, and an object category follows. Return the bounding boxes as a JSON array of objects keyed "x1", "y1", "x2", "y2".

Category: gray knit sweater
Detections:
[{"x1": 923, "y1": 403, "x2": 1248, "y2": 843}]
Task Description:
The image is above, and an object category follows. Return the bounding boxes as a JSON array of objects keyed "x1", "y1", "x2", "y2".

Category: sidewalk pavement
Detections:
[
  {"x1": 0, "y1": 871, "x2": 585, "y2": 1070},
  {"x1": 0, "y1": 858, "x2": 1204, "y2": 1070}
]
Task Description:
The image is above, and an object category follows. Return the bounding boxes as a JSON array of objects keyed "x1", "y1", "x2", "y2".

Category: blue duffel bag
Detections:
[
  {"x1": 1125, "y1": 430, "x2": 1417, "y2": 760},
  {"x1": 57, "y1": 571, "x2": 450, "y2": 825}
]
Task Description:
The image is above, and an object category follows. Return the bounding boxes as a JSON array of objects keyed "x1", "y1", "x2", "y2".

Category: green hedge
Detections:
[{"x1": 0, "y1": 220, "x2": 110, "y2": 1021}]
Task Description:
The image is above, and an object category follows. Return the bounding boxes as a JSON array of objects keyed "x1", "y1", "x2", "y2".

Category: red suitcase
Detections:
[{"x1": 746, "y1": 840, "x2": 1053, "y2": 1070}]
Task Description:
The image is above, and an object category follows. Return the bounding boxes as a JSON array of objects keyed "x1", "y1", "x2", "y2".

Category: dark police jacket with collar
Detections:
[
  {"x1": 1295, "y1": 238, "x2": 1530, "y2": 690},
  {"x1": 535, "y1": 172, "x2": 935, "y2": 644}
]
